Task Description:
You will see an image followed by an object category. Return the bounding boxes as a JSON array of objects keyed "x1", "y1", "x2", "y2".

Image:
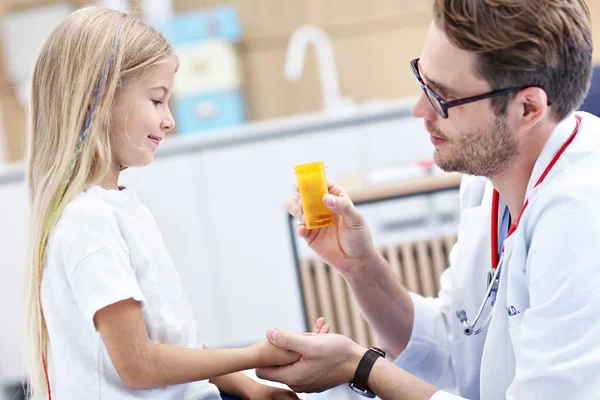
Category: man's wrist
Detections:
[
  {"x1": 342, "y1": 251, "x2": 386, "y2": 282},
  {"x1": 344, "y1": 343, "x2": 368, "y2": 382}
]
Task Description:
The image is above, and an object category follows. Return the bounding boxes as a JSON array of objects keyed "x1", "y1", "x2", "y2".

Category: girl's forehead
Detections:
[
  {"x1": 141, "y1": 59, "x2": 177, "y2": 83},
  {"x1": 118, "y1": 59, "x2": 176, "y2": 94}
]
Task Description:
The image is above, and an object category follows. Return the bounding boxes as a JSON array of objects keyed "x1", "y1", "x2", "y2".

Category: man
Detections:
[{"x1": 256, "y1": 1, "x2": 600, "y2": 399}]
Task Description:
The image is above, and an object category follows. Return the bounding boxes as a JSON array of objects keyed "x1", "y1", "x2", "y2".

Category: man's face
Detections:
[{"x1": 411, "y1": 23, "x2": 519, "y2": 178}]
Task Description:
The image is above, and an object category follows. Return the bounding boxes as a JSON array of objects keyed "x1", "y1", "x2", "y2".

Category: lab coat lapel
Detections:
[
  {"x1": 479, "y1": 235, "x2": 516, "y2": 400},
  {"x1": 525, "y1": 114, "x2": 577, "y2": 197}
]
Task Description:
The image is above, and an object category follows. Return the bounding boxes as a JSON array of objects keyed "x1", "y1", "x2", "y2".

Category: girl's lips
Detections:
[{"x1": 148, "y1": 136, "x2": 161, "y2": 148}]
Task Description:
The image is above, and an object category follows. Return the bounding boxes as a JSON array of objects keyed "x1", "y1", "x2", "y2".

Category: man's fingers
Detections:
[
  {"x1": 326, "y1": 179, "x2": 347, "y2": 197},
  {"x1": 285, "y1": 198, "x2": 304, "y2": 222},
  {"x1": 322, "y1": 193, "x2": 364, "y2": 229},
  {"x1": 266, "y1": 328, "x2": 313, "y2": 354},
  {"x1": 256, "y1": 365, "x2": 294, "y2": 386},
  {"x1": 295, "y1": 224, "x2": 311, "y2": 239},
  {"x1": 312, "y1": 317, "x2": 325, "y2": 333}
]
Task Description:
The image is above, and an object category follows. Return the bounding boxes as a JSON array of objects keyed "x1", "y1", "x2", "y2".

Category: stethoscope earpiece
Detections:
[
  {"x1": 456, "y1": 309, "x2": 474, "y2": 336},
  {"x1": 456, "y1": 259, "x2": 502, "y2": 336}
]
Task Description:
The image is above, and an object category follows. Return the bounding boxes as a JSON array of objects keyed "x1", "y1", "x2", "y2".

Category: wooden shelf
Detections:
[{"x1": 341, "y1": 172, "x2": 462, "y2": 204}]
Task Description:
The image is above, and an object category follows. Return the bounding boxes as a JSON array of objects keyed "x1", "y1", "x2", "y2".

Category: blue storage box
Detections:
[
  {"x1": 162, "y1": 6, "x2": 242, "y2": 46},
  {"x1": 174, "y1": 90, "x2": 246, "y2": 134}
]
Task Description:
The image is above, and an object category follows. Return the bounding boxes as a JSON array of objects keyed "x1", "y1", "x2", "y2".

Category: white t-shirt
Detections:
[{"x1": 41, "y1": 185, "x2": 221, "y2": 399}]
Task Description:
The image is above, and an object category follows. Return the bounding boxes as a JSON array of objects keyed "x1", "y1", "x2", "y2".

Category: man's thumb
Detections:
[
  {"x1": 323, "y1": 194, "x2": 363, "y2": 228},
  {"x1": 266, "y1": 328, "x2": 309, "y2": 353}
]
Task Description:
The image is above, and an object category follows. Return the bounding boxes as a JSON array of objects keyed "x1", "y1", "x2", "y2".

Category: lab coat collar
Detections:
[{"x1": 524, "y1": 113, "x2": 578, "y2": 199}]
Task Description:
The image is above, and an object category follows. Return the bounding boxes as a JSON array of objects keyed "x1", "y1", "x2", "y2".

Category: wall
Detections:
[
  {"x1": 3, "y1": 1, "x2": 600, "y2": 161},
  {"x1": 172, "y1": 0, "x2": 433, "y2": 120},
  {"x1": 1, "y1": 0, "x2": 431, "y2": 161}
]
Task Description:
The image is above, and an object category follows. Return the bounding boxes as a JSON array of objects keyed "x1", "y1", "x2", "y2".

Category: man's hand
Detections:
[
  {"x1": 287, "y1": 180, "x2": 379, "y2": 275},
  {"x1": 256, "y1": 328, "x2": 365, "y2": 393}
]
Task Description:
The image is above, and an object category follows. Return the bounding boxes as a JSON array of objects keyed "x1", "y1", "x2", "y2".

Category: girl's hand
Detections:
[{"x1": 245, "y1": 382, "x2": 299, "y2": 400}]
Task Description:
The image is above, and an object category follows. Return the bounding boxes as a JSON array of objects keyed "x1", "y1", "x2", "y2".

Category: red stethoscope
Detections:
[{"x1": 456, "y1": 114, "x2": 582, "y2": 336}]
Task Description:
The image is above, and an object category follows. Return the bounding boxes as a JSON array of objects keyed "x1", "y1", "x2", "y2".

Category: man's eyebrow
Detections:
[{"x1": 420, "y1": 69, "x2": 453, "y2": 98}]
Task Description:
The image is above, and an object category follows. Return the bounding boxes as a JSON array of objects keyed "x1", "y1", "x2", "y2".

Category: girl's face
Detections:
[{"x1": 110, "y1": 58, "x2": 176, "y2": 168}]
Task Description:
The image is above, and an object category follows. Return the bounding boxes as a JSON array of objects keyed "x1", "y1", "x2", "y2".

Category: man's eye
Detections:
[{"x1": 152, "y1": 100, "x2": 163, "y2": 105}]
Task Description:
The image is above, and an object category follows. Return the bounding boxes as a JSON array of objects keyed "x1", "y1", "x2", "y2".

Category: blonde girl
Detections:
[{"x1": 25, "y1": 6, "x2": 327, "y2": 400}]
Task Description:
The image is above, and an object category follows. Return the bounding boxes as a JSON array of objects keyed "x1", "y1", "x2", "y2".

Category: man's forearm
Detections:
[
  {"x1": 342, "y1": 252, "x2": 414, "y2": 358},
  {"x1": 368, "y1": 357, "x2": 440, "y2": 400}
]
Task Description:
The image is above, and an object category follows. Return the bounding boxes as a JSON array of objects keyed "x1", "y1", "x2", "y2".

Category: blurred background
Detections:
[{"x1": 1, "y1": 1, "x2": 600, "y2": 399}]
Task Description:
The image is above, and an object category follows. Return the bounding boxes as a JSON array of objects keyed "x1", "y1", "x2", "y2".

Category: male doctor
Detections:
[{"x1": 257, "y1": 1, "x2": 600, "y2": 399}]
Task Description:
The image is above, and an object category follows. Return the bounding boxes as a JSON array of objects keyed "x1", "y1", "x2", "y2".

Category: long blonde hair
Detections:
[{"x1": 24, "y1": 7, "x2": 176, "y2": 399}]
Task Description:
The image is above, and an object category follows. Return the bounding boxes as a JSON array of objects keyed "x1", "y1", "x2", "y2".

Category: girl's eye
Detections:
[{"x1": 152, "y1": 100, "x2": 163, "y2": 105}]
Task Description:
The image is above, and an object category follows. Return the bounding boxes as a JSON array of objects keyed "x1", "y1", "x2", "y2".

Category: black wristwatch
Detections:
[{"x1": 348, "y1": 346, "x2": 386, "y2": 398}]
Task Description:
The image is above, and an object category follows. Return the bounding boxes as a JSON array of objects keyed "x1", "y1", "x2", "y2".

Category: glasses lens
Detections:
[{"x1": 425, "y1": 88, "x2": 446, "y2": 117}]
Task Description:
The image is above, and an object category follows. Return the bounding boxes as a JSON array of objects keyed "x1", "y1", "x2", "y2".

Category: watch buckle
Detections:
[{"x1": 348, "y1": 382, "x2": 376, "y2": 398}]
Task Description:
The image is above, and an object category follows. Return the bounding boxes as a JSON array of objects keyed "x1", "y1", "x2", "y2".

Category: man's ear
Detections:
[{"x1": 516, "y1": 87, "x2": 550, "y2": 127}]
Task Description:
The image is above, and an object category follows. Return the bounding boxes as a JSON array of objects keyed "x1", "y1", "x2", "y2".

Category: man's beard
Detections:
[{"x1": 429, "y1": 116, "x2": 519, "y2": 177}]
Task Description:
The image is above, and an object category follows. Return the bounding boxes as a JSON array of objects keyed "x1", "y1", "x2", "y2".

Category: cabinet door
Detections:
[
  {"x1": 196, "y1": 124, "x2": 367, "y2": 346},
  {"x1": 116, "y1": 112, "x2": 435, "y2": 348},
  {"x1": 121, "y1": 155, "x2": 225, "y2": 348},
  {"x1": 0, "y1": 181, "x2": 29, "y2": 384}
]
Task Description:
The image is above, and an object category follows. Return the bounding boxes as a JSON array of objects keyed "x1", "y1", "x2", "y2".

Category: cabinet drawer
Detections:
[
  {"x1": 164, "y1": 6, "x2": 241, "y2": 46},
  {"x1": 174, "y1": 40, "x2": 241, "y2": 95},
  {"x1": 174, "y1": 90, "x2": 245, "y2": 134}
]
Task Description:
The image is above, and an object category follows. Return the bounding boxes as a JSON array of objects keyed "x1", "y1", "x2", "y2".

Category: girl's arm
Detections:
[
  {"x1": 207, "y1": 318, "x2": 331, "y2": 399},
  {"x1": 209, "y1": 371, "x2": 264, "y2": 399},
  {"x1": 94, "y1": 298, "x2": 300, "y2": 389}
]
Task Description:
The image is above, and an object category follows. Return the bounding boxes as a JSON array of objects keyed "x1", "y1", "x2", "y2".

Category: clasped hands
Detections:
[{"x1": 256, "y1": 317, "x2": 366, "y2": 395}]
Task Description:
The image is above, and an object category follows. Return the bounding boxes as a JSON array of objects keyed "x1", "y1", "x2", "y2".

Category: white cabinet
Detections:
[
  {"x1": 121, "y1": 154, "x2": 225, "y2": 347},
  {"x1": 0, "y1": 179, "x2": 29, "y2": 385},
  {"x1": 156, "y1": 111, "x2": 434, "y2": 347},
  {"x1": 194, "y1": 124, "x2": 365, "y2": 346}
]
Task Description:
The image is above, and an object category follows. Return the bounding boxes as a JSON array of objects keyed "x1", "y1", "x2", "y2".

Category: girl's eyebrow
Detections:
[{"x1": 150, "y1": 86, "x2": 170, "y2": 94}]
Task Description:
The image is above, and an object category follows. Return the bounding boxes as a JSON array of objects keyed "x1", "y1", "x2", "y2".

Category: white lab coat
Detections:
[{"x1": 393, "y1": 112, "x2": 600, "y2": 400}]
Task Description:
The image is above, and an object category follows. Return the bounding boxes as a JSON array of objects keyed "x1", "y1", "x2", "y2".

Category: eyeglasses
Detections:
[{"x1": 410, "y1": 58, "x2": 551, "y2": 118}]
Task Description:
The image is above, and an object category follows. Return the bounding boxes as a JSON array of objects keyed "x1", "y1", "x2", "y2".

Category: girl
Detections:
[{"x1": 24, "y1": 6, "x2": 327, "y2": 400}]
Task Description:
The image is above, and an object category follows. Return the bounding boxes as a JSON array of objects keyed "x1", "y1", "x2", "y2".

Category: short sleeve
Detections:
[
  {"x1": 53, "y1": 200, "x2": 145, "y2": 330},
  {"x1": 67, "y1": 246, "x2": 145, "y2": 330}
]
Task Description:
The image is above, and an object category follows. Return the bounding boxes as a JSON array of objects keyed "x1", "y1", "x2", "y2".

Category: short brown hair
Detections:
[{"x1": 433, "y1": 0, "x2": 593, "y2": 120}]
